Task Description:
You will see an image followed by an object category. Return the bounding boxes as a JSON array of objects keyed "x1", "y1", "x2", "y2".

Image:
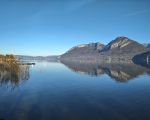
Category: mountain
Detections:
[
  {"x1": 64, "y1": 42, "x2": 105, "y2": 55},
  {"x1": 61, "y1": 37, "x2": 149, "y2": 63},
  {"x1": 101, "y1": 37, "x2": 146, "y2": 52},
  {"x1": 61, "y1": 42, "x2": 105, "y2": 62},
  {"x1": 99, "y1": 37, "x2": 149, "y2": 62}
]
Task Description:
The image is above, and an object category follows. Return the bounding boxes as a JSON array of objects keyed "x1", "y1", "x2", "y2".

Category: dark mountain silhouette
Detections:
[{"x1": 61, "y1": 37, "x2": 149, "y2": 63}]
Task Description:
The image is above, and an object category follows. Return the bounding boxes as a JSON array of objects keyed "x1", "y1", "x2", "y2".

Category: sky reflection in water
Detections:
[{"x1": 0, "y1": 62, "x2": 150, "y2": 120}]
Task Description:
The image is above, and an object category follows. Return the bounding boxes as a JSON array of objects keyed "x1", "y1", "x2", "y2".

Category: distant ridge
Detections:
[{"x1": 15, "y1": 55, "x2": 59, "y2": 62}]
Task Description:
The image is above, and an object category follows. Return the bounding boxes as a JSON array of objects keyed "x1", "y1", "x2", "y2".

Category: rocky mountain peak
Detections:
[
  {"x1": 110, "y1": 37, "x2": 132, "y2": 48},
  {"x1": 101, "y1": 36, "x2": 138, "y2": 51}
]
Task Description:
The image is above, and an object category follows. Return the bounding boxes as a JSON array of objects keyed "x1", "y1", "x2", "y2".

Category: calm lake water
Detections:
[{"x1": 0, "y1": 62, "x2": 150, "y2": 120}]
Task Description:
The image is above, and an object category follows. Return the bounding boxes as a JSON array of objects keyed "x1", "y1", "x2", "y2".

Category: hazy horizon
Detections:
[{"x1": 0, "y1": 0, "x2": 150, "y2": 56}]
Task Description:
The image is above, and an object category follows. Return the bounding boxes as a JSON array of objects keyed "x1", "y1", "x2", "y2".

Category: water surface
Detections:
[{"x1": 0, "y1": 62, "x2": 150, "y2": 120}]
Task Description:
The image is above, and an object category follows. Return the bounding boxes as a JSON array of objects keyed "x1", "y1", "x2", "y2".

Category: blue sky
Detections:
[{"x1": 0, "y1": 0, "x2": 150, "y2": 56}]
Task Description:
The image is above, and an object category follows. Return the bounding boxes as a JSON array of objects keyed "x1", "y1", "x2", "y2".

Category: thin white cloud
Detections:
[{"x1": 125, "y1": 9, "x2": 150, "y2": 17}]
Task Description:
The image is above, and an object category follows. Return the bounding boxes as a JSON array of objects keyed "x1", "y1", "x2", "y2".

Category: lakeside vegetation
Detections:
[
  {"x1": 0, "y1": 54, "x2": 16, "y2": 63},
  {"x1": 0, "y1": 54, "x2": 30, "y2": 89}
]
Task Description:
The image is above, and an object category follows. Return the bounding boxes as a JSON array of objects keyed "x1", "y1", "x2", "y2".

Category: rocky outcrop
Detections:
[{"x1": 60, "y1": 37, "x2": 149, "y2": 63}]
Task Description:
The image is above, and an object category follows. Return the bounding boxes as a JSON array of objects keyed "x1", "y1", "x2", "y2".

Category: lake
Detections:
[{"x1": 0, "y1": 61, "x2": 150, "y2": 120}]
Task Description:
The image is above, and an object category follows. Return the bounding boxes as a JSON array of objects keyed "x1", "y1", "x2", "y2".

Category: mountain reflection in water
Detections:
[
  {"x1": 0, "y1": 62, "x2": 30, "y2": 88},
  {"x1": 0, "y1": 61, "x2": 150, "y2": 120},
  {"x1": 61, "y1": 61, "x2": 150, "y2": 82},
  {"x1": 0, "y1": 60, "x2": 150, "y2": 88}
]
